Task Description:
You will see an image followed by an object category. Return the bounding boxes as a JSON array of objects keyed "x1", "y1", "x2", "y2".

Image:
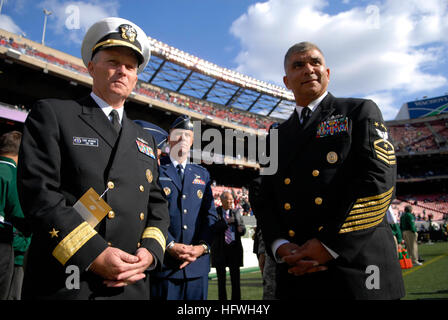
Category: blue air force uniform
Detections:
[{"x1": 150, "y1": 116, "x2": 219, "y2": 300}]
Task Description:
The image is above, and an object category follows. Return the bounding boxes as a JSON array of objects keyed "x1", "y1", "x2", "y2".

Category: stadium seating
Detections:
[
  {"x1": 391, "y1": 194, "x2": 448, "y2": 221},
  {"x1": 0, "y1": 36, "x2": 275, "y2": 131},
  {"x1": 389, "y1": 118, "x2": 448, "y2": 153}
]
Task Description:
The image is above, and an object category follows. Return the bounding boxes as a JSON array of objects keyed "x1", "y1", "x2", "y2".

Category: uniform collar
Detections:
[
  {"x1": 169, "y1": 155, "x2": 187, "y2": 170},
  {"x1": 90, "y1": 92, "x2": 124, "y2": 124},
  {"x1": 0, "y1": 156, "x2": 16, "y2": 167},
  {"x1": 295, "y1": 91, "x2": 328, "y2": 120}
]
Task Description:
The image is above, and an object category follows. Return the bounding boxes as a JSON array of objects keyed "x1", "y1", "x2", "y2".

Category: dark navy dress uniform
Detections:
[
  {"x1": 256, "y1": 92, "x2": 405, "y2": 299},
  {"x1": 17, "y1": 17, "x2": 170, "y2": 300},
  {"x1": 150, "y1": 156, "x2": 218, "y2": 300}
]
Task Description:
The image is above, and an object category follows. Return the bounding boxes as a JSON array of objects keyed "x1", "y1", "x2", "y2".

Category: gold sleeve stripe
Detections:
[
  {"x1": 142, "y1": 227, "x2": 166, "y2": 252},
  {"x1": 52, "y1": 222, "x2": 97, "y2": 265},
  {"x1": 345, "y1": 202, "x2": 391, "y2": 223},
  {"x1": 339, "y1": 214, "x2": 385, "y2": 234},
  {"x1": 350, "y1": 193, "x2": 392, "y2": 214},
  {"x1": 342, "y1": 208, "x2": 387, "y2": 227},
  {"x1": 339, "y1": 187, "x2": 394, "y2": 234},
  {"x1": 354, "y1": 187, "x2": 394, "y2": 203}
]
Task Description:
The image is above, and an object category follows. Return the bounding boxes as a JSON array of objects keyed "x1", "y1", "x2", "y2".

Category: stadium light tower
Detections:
[{"x1": 41, "y1": 8, "x2": 52, "y2": 45}]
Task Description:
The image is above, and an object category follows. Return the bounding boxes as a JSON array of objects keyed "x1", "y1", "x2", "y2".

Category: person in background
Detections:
[
  {"x1": 0, "y1": 131, "x2": 31, "y2": 300},
  {"x1": 150, "y1": 115, "x2": 218, "y2": 300},
  {"x1": 211, "y1": 191, "x2": 246, "y2": 300},
  {"x1": 400, "y1": 205, "x2": 422, "y2": 266},
  {"x1": 386, "y1": 205, "x2": 402, "y2": 258}
]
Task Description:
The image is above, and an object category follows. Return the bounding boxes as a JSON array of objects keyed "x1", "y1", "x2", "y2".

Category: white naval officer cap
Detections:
[{"x1": 81, "y1": 17, "x2": 150, "y2": 74}]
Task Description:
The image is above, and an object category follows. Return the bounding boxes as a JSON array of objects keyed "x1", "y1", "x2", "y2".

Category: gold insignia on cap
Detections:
[
  {"x1": 327, "y1": 151, "x2": 338, "y2": 164},
  {"x1": 164, "y1": 187, "x2": 171, "y2": 196},
  {"x1": 197, "y1": 190, "x2": 203, "y2": 199},
  {"x1": 49, "y1": 228, "x2": 59, "y2": 238},
  {"x1": 146, "y1": 169, "x2": 153, "y2": 183},
  {"x1": 119, "y1": 24, "x2": 137, "y2": 42},
  {"x1": 288, "y1": 230, "x2": 295, "y2": 237}
]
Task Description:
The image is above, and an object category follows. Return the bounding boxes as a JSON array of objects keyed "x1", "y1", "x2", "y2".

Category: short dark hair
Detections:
[
  {"x1": 404, "y1": 205, "x2": 413, "y2": 213},
  {"x1": 284, "y1": 41, "x2": 324, "y2": 72},
  {"x1": 0, "y1": 131, "x2": 22, "y2": 156}
]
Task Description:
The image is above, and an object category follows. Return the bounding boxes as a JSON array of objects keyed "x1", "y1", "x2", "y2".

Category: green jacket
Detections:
[
  {"x1": 390, "y1": 223, "x2": 402, "y2": 243},
  {"x1": 0, "y1": 156, "x2": 31, "y2": 263},
  {"x1": 0, "y1": 156, "x2": 22, "y2": 237},
  {"x1": 400, "y1": 211, "x2": 417, "y2": 233}
]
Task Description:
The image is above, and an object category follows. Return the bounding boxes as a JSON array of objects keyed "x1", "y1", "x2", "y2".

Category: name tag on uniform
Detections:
[
  {"x1": 136, "y1": 139, "x2": 156, "y2": 159},
  {"x1": 316, "y1": 117, "x2": 349, "y2": 138},
  {"x1": 73, "y1": 136, "x2": 99, "y2": 147},
  {"x1": 73, "y1": 188, "x2": 111, "y2": 228}
]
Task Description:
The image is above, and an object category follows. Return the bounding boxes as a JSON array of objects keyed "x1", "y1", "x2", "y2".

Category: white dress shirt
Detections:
[{"x1": 90, "y1": 92, "x2": 124, "y2": 124}]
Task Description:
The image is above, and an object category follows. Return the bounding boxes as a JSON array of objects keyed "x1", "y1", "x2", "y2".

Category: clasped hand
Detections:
[
  {"x1": 89, "y1": 246, "x2": 153, "y2": 287},
  {"x1": 168, "y1": 243, "x2": 205, "y2": 269},
  {"x1": 278, "y1": 238, "x2": 333, "y2": 276}
]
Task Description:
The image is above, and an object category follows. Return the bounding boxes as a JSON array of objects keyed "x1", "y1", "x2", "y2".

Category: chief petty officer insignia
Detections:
[
  {"x1": 371, "y1": 120, "x2": 396, "y2": 166},
  {"x1": 119, "y1": 24, "x2": 137, "y2": 42}
]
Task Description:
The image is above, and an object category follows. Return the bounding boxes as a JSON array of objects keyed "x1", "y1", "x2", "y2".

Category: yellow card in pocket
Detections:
[{"x1": 73, "y1": 188, "x2": 111, "y2": 227}]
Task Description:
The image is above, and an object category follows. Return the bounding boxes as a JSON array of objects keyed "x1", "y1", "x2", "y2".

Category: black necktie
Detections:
[
  {"x1": 177, "y1": 164, "x2": 184, "y2": 182},
  {"x1": 110, "y1": 109, "x2": 121, "y2": 133},
  {"x1": 301, "y1": 107, "x2": 312, "y2": 126}
]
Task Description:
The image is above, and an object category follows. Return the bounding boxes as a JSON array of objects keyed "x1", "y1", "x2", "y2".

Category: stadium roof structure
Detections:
[{"x1": 140, "y1": 36, "x2": 296, "y2": 120}]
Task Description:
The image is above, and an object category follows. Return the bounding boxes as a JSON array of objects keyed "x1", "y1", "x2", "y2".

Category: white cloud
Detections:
[
  {"x1": 363, "y1": 92, "x2": 399, "y2": 121},
  {"x1": 230, "y1": 0, "x2": 448, "y2": 118},
  {"x1": 0, "y1": 14, "x2": 23, "y2": 34},
  {"x1": 38, "y1": 0, "x2": 119, "y2": 45}
]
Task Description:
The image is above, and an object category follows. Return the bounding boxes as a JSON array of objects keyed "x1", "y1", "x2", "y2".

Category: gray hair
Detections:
[
  {"x1": 220, "y1": 190, "x2": 233, "y2": 201},
  {"x1": 284, "y1": 41, "x2": 324, "y2": 72}
]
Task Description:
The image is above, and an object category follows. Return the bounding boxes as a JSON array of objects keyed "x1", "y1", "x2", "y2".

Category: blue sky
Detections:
[{"x1": 1, "y1": 0, "x2": 447, "y2": 120}]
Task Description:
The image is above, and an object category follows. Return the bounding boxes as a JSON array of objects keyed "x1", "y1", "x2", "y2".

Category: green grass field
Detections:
[{"x1": 208, "y1": 241, "x2": 448, "y2": 300}]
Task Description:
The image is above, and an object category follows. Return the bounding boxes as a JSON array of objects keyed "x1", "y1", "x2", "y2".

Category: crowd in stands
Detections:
[
  {"x1": 211, "y1": 184, "x2": 252, "y2": 216},
  {"x1": 0, "y1": 34, "x2": 275, "y2": 130},
  {"x1": 397, "y1": 168, "x2": 448, "y2": 180},
  {"x1": 391, "y1": 194, "x2": 448, "y2": 222},
  {"x1": 389, "y1": 119, "x2": 448, "y2": 153}
]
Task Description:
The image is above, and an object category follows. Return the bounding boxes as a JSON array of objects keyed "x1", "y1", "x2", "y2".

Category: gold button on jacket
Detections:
[{"x1": 108, "y1": 210, "x2": 115, "y2": 219}]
